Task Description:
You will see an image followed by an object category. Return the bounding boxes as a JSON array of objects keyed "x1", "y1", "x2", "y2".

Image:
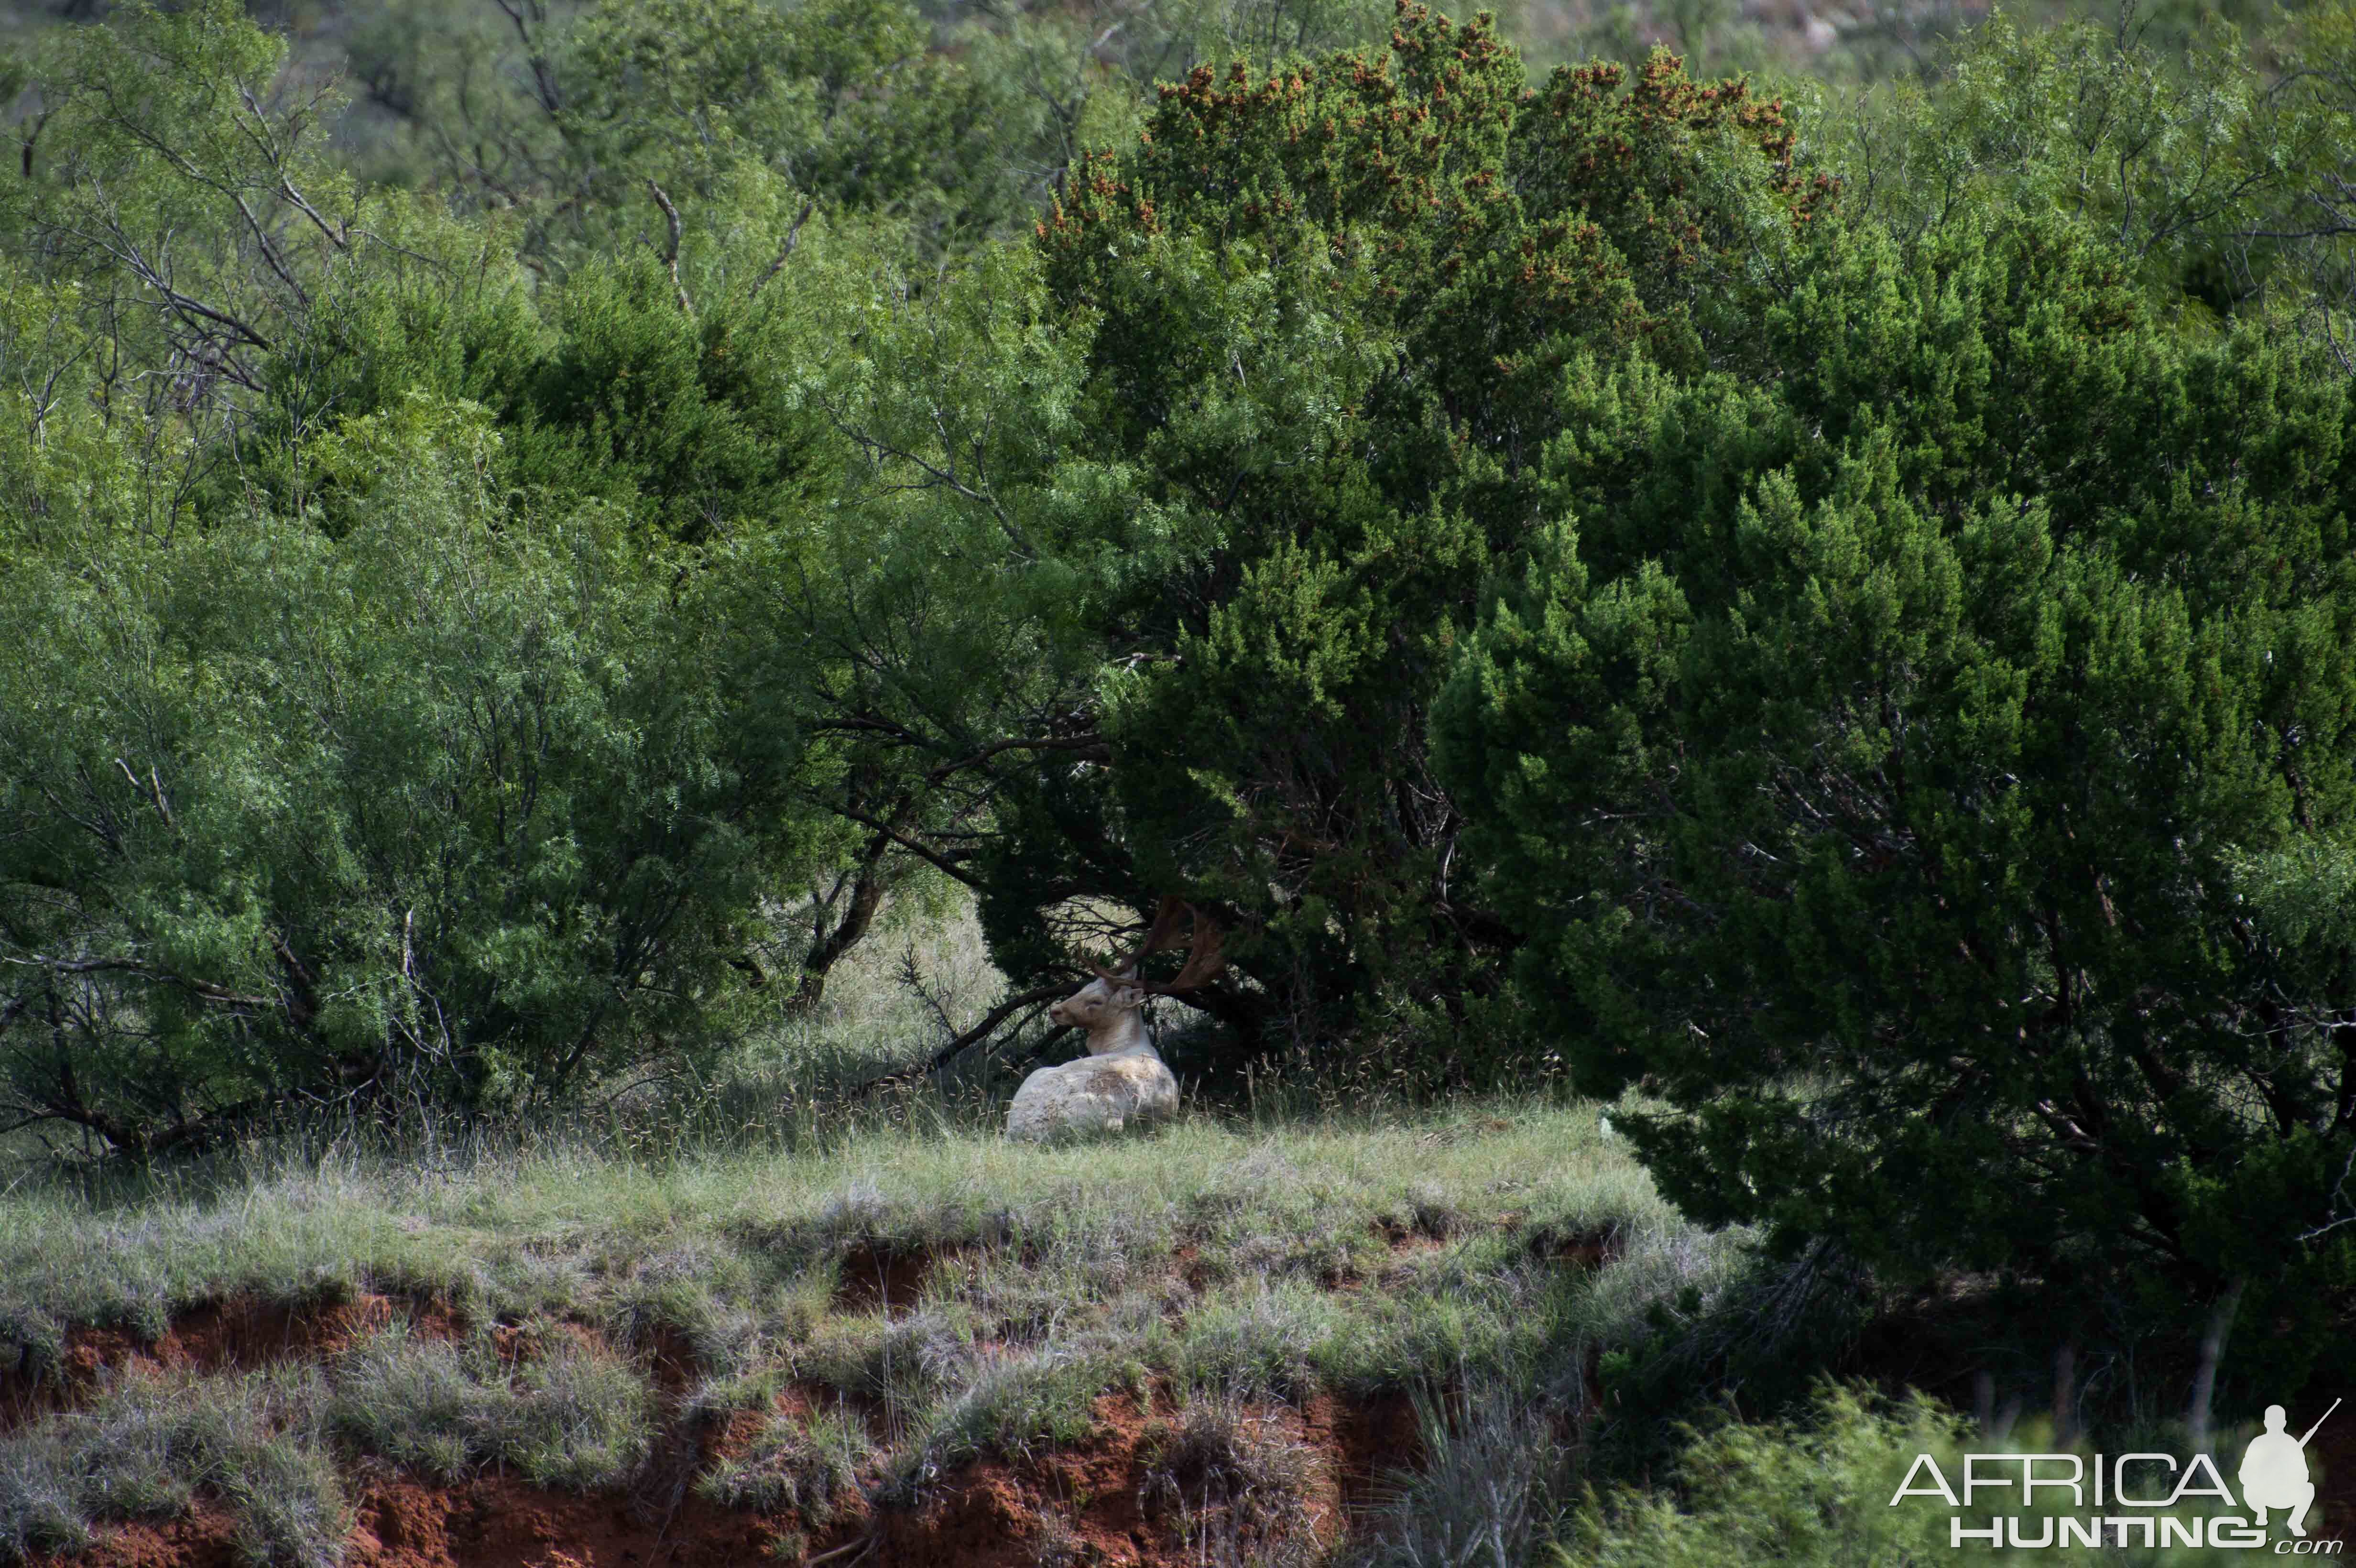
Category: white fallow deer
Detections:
[{"x1": 1006, "y1": 899, "x2": 1223, "y2": 1143}]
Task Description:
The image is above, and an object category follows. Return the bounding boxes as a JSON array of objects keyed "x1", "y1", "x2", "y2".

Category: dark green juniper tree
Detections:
[
  {"x1": 1432, "y1": 198, "x2": 2356, "y2": 1404},
  {"x1": 881, "y1": 4, "x2": 1833, "y2": 1076}
]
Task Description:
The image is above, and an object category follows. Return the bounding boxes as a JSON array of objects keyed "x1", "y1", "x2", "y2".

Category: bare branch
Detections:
[
  {"x1": 278, "y1": 179, "x2": 350, "y2": 252},
  {"x1": 114, "y1": 757, "x2": 177, "y2": 836},
  {"x1": 2299, "y1": 1143, "x2": 2356, "y2": 1243},
  {"x1": 4, "y1": 954, "x2": 273, "y2": 1011},
  {"x1": 828, "y1": 801, "x2": 982, "y2": 889},
  {"x1": 924, "y1": 734, "x2": 1109, "y2": 786},
  {"x1": 228, "y1": 190, "x2": 310, "y2": 307},
  {"x1": 849, "y1": 984, "x2": 1077, "y2": 1096},
  {"x1": 647, "y1": 180, "x2": 692, "y2": 315},
  {"x1": 751, "y1": 199, "x2": 816, "y2": 300},
  {"x1": 491, "y1": 0, "x2": 565, "y2": 117}
]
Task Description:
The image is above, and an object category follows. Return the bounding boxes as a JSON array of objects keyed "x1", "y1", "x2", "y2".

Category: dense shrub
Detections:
[
  {"x1": 1433, "y1": 197, "x2": 2356, "y2": 1389},
  {"x1": 0, "y1": 393, "x2": 815, "y2": 1148},
  {"x1": 797, "y1": 5, "x2": 1829, "y2": 1084}
]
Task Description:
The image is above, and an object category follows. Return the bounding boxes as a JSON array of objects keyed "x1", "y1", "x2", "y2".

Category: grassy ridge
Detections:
[
  {"x1": 0, "y1": 1098, "x2": 1730, "y2": 1564},
  {"x1": 0, "y1": 1100, "x2": 1697, "y2": 1345}
]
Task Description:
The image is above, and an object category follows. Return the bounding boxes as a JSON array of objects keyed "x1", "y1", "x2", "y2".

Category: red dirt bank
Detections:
[{"x1": 13, "y1": 1298, "x2": 1423, "y2": 1568}]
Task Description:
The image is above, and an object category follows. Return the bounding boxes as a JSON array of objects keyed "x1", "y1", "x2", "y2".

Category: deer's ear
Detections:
[{"x1": 1109, "y1": 983, "x2": 1146, "y2": 1011}]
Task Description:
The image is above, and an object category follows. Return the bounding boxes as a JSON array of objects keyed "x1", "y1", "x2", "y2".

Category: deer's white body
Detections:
[
  {"x1": 1006, "y1": 1043, "x2": 1179, "y2": 1143},
  {"x1": 1005, "y1": 975, "x2": 1180, "y2": 1143}
]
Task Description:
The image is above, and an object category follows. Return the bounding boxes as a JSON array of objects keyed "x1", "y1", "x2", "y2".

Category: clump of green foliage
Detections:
[
  {"x1": 329, "y1": 1324, "x2": 654, "y2": 1491},
  {"x1": 0, "y1": 1369, "x2": 346, "y2": 1568},
  {"x1": 1554, "y1": 1381, "x2": 2270, "y2": 1567},
  {"x1": 870, "y1": 5, "x2": 1834, "y2": 1087},
  {"x1": 698, "y1": 1406, "x2": 868, "y2": 1523},
  {"x1": 1432, "y1": 181, "x2": 2356, "y2": 1399}
]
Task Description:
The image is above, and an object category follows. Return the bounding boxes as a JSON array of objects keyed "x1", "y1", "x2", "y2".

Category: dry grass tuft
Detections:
[
  {"x1": 699, "y1": 1407, "x2": 867, "y2": 1524},
  {"x1": 1140, "y1": 1394, "x2": 1327, "y2": 1568}
]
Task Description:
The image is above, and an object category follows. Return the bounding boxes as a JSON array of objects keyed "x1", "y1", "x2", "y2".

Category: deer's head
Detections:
[{"x1": 1047, "y1": 898, "x2": 1226, "y2": 1046}]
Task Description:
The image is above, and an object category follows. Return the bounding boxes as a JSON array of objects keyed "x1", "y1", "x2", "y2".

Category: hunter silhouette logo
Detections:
[{"x1": 2243, "y1": 1400, "x2": 2339, "y2": 1539}]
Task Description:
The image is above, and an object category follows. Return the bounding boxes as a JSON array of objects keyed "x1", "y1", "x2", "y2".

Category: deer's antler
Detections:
[{"x1": 1094, "y1": 896, "x2": 1226, "y2": 994}]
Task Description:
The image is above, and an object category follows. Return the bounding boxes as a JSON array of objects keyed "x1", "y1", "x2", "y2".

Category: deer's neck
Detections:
[{"x1": 1084, "y1": 1011, "x2": 1154, "y2": 1056}]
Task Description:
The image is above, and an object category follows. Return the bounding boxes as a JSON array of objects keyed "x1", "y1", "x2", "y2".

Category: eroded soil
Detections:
[
  {"x1": 0, "y1": 1293, "x2": 463, "y2": 1434},
  {"x1": 9, "y1": 1262, "x2": 1434, "y2": 1568}
]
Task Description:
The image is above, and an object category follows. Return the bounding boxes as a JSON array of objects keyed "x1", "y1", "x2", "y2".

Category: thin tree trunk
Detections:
[
  {"x1": 2053, "y1": 1340, "x2": 2078, "y2": 1446},
  {"x1": 2189, "y1": 1276, "x2": 2248, "y2": 1458},
  {"x1": 786, "y1": 842, "x2": 893, "y2": 1017}
]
